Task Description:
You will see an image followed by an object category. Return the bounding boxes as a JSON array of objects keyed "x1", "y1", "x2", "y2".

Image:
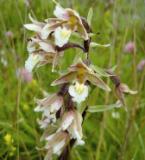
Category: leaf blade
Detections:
[{"x1": 87, "y1": 102, "x2": 122, "y2": 113}]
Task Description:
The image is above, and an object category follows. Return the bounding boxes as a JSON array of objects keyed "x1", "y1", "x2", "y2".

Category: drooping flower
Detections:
[
  {"x1": 35, "y1": 94, "x2": 63, "y2": 113},
  {"x1": 116, "y1": 83, "x2": 137, "y2": 105},
  {"x1": 61, "y1": 110, "x2": 84, "y2": 145},
  {"x1": 37, "y1": 117, "x2": 56, "y2": 129},
  {"x1": 25, "y1": 37, "x2": 62, "y2": 72},
  {"x1": 44, "y1": 130, "x2": 70, "y2": 158},
  {"x1": 34, "y1": 94, "x2": 63, "y2": 127},
  {"x1": 27, "y1": 37, "x2": 56, "y2": 53}
]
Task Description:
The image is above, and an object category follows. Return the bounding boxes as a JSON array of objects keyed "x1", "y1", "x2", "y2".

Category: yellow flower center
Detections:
[
  {"x1": 60, "y1": 29, "x2": 71, "y2": 39},
  {"x1": 69, "y1": 16, "x2": 78, "y2": 29},
  {"x1": 75, "y1": 82, "x2": 85, "y2": 94}
]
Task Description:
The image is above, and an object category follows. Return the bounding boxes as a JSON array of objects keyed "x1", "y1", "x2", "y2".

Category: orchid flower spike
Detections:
[{"x1": 25, "y1": 38, "x2": 63, "y2": 72}]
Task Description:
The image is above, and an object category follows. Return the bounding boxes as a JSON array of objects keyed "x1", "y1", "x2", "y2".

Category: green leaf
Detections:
[
  {"x1": 52, "y1": 0, "x2": 58, "y2": 5},
  {"x1": 109, "y1": 65, "x2": 117, "y2": 72},
  {"x1": 87, "y1": 102, "x2": 122, "y2": 113},
  {"x1": 87, "y1": 8, "x2": 93, "y2": 26},
  {"x1": 89, "y1": 33, "x2": 95, "y2": 37},
  {"x1": 90, "y1": 42, "x2": 111, "y2": 48},
  {"x1": 91, "y1": 64, "x2": 113, "y2": 77}
]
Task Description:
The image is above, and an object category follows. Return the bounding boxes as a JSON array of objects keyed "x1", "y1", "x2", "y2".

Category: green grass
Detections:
[{"x1": 0, "y1": 0, "x2": 145, "y2": 159}]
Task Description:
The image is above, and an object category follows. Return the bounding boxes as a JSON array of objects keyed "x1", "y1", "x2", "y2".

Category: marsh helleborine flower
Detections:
[
  {"x1": 25, "y1": 37, "x2": 63, "y2": 72},
  {"x1": 24, "y1": 4, "x2": 89, "y2": 47},
  {"x1": 52, "y1": 60, "x2": 111, "y2": 103},
  {"x1": 61, "y1": 110, "x2": 84, "y2": 145},
  {"x1": 34, "y1": 94, "x2": 63, "y2": 128},
  {"x1": 44, "y1": 130, "x2": 70, "y2": 158}
]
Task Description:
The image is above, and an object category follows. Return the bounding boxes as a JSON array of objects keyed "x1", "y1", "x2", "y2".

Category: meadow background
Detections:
[{"x1": 0, "y1": 0, "x2": 145, "y2": 160}]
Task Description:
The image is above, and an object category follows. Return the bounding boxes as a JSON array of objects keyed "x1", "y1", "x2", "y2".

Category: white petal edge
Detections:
[{"x1": 24, "y1": 24, "x2": 42, "y2": 32}]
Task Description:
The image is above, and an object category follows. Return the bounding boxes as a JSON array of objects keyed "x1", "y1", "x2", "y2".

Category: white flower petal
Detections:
[
  {"x1": 34, "y1": 105, "x2": 43, "y2": 112},
  {"x1": 39, "y1": 41, "x2": 55, "y2": 53},
  {"x1": 73, "y1": 128, "x2": 82, "y2": 140},
  {"x1": 50, "y1": 100, "x2": 62, "y2": 113},
  {"x1": 38, "y1": 118, "x2": 50, "y2": 129},
  {"x1": 24, "y1": 24, "x2": 42, "y2": 32},
  {"x1": 40, "y1": 24, "x2": 52, "y2": 39},
  {"x1": 53, "y1": 140, "x2": 65, "y2": 155},
  {"x1": 61, "y1": 112, "x2": 74, "y2": 130},
  {"x1": 75, "y1": 139, "x2": 85, "y2": 146},
  {"x1": 27, "y1": 40, "x2": 36, "y2": 53},
  {"x1": 68, "y1": 82, "x2": 89, "y2": 103},
  {"x1": 54, "y1": 5, "x2": 68, "y2": 19},
  {"x1": 42, "y1": 107, "x2": 51, "y2": 117},
  {"x1": 45, "y1": 133, "x2": 56, "y2": 141},
  {"x1": 25, "y1": 54, "x2": 43, "y2": 72},
  {"x1": 54, "y1": 27, "x2": 71, "y2": 47}
]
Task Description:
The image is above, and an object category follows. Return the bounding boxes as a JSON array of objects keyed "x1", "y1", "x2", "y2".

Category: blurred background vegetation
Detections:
[{"x1": 0, "y1": 0, "x2": 145, "y2": 159}]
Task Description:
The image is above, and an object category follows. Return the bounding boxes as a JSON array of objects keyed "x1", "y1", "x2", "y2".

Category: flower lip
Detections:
[
  {"x1": 54, "y1": 27, "x2": 72, "y2": 47},
  {"x1": 51, "y1": 60, "x2": 111, "y2": 92},
  {"x1": 68, "y1": 82, "x2": 89, "y2": 103},
  {"x1": 54, "y1": 4, "x2": 89, "y2": 40}
]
